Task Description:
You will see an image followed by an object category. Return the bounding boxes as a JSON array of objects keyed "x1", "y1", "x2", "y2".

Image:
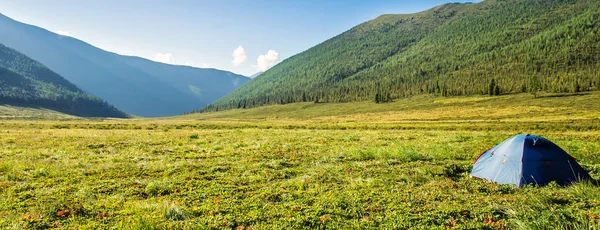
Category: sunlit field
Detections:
[{"x1": 1, "y1": 93, "x2": 599, "y2": 229}]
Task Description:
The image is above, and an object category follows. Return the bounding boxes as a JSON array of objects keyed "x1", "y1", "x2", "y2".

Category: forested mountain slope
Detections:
[
  {"x1": 0, "y1": 44, "x2": 126, "y2": 118},
  {"x1": 0, "y1": 13, "x2": 250, "y2": 117},
  {"x1": 202, "y1": 0, "x2": 600, "y2": 112}
]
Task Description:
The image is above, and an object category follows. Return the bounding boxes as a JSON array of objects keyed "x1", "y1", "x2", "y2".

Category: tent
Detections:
[{"x1": 471, "y1": 134, "x2": 592, "y2": 187}]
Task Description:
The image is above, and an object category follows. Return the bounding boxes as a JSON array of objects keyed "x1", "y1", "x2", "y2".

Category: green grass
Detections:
[
  {"x1": 0, "y1": 105, "x2": 78, "y2": 120},
  {"x1": 188, "y1": 92, "x2": 600, "y2": 121},
  {"x1": 1, "y1": 93, "x2": 600, "y2": 229}
]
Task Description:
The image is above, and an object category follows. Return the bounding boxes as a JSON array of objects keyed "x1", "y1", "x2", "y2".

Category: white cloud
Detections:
[
  {"x1": 232, "y1": 45, "x2": 247, "y2": 66},
  {"x1": 154, "y1": 53, "x2": 173, "y2": 64},
  {"x1": 256, "y1": 50, "x2": 280, "y2": 71},
  {"x1": 55, "y1": 30, "x2": 73, "y2": 37},
  {"x1": 200, "y1": 63, "x2": 211, "y2": 68}
]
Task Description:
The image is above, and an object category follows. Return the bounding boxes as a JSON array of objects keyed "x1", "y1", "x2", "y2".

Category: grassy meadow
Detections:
[{"x1": 1, "y1": 93, "x2": 600, "y2": 229}]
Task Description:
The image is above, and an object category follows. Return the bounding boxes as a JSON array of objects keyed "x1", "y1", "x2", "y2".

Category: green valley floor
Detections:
[{"x1": 1, "y1": 92, "x2": 599, "y2": 229}]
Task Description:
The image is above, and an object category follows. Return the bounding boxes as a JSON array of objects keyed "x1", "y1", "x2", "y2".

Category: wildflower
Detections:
[{"x1": 57, "y1": 210, "x2": 70, "y2": 218}]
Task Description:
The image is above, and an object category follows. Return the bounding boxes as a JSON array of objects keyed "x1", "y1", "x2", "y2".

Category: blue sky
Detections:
[{"x1": 0, "y1": 0, "x2": 479, "y2": 76}]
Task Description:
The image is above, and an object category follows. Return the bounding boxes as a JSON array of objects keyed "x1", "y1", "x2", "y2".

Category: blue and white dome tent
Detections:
[{"x1": 471, "y1": 134, "x2": 593, "y2": 187}]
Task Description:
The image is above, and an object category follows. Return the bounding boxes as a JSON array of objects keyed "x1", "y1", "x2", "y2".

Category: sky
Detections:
[{"x1": 0, "y1": 0, "x2": 480, "y2": 77}]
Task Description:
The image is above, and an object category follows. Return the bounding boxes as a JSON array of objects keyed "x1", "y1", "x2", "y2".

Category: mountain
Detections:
[
  {"x1": 0, "y1": 13, "x2": 250, "y2": 117},
  {"x1": 0, "y1": 43, "x2": 127, "y2": 118},
  {"x1": 249, "y1": 72, "x2": 264, "y2": 78},
  {"x1": 201, "y1": 0, "x2": 600, "y2": 112}
]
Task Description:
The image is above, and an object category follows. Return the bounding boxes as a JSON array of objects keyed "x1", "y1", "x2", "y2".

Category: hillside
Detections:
[
  {"x1": 201, "y1": 0, "x2": 600, "y2": 112},
  {"x1": 0, "y1": 105, "x2": 78, "y2": 120},
  {"x1": 185, "y1": 92, "x2": 600, "y2": 130},
  {"x1": 0, "y1": 13, "x2": 250, "y2": 117},
  {"x1": 0, "y1": 43, "x2": 126, "y2": 118}
]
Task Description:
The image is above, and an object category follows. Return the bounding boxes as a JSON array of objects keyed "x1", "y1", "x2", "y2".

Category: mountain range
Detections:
[
  {"x1": 0, "y1": 13, "x2": 250, "y2": 117},
  {"x1": 202, "y1": 0, "x2": 600, "y2": 112},
  {"x1": 0, "y1": 43, "x2": 126, "y2": 118}
]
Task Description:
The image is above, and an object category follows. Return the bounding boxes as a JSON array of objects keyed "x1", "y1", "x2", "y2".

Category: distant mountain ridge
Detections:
[
  {"x1": 201, "y1": 0, "x2": 600, "y2": 112},
  {"x1": 118, "y1": 56, "x2": 248, "y2": 105},
  {"x1": 0, "y1": 13, "x2": 250, "y2": 117},
  {"x1": 0, "y1": 43, "x2": 127, "y2": 118},
  {"x1": 249, "y1": 72, "x2": 263, "y2": 78}
]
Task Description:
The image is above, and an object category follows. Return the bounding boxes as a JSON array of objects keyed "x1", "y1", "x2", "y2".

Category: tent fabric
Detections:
[{"x1": 471, "y1": 134, "x2": 592, "y2": 187}]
